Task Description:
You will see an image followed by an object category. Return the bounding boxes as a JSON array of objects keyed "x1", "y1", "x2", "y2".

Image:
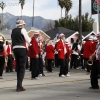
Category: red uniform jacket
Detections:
[
  {"x1": 56, "y1": 40, "x2": 65, "y2": 59},
  {"x1": 46, "y1": 45, "x2": 54, "y2": 59},
  {"x1": 83, "y1": 40, "x2": 94, "y2": 58},
  {"x1": 28, "y1": 37, "x2": 39, "y2": 58}
]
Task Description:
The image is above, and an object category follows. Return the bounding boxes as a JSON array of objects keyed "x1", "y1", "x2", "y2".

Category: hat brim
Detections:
[
  {"x1": 34, "y1": 33, "x2": 39, "y2": 35},
  {"x1": 88, "y1": 38, "x2": 93, "y2": 40},
  {"x1": 0, "y1": 39, "x2": 3, "y2": 41},
  {"x1": 16, "y1": 23, "x2": 25, "y2": 27},
  {"x1": 60, "y1": 35, "x2": 65, "y2": 37}
]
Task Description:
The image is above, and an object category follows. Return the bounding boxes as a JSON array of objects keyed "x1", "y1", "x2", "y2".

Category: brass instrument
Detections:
[{"x1": 87, "y1": 52, "x2": 96, "y2": 66}]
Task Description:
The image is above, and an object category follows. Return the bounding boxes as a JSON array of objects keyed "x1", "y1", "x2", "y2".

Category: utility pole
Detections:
[
  {"x1": 32, "y1": 0, "x2": 35, "y2": 27},
  {"x1": 98, "y1": 0, "x2": 100, "y2": 32},
  {"x1": 79, "y1": 0, "x2": 82, "y2": 43}
]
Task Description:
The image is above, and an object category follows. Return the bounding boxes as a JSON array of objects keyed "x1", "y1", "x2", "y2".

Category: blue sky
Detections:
[{"x1": 0, "y1": 0, "x2": 98, "y2": 22}]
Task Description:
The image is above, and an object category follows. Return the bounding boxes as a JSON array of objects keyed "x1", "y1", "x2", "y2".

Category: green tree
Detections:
[
  {"x1": 73, "y1": 16, "x2": 78, "y2": 31},
  {"x1": 19, "y1": 0, "x2": 25, "y2": 19},
  {"x1": 0, "y1": 1, "x2": 5, "y2": 29},
  {"x1": 59, "y1": 18, "x2": 66, "y2": 27},
  {"x1": 82, "y1": 12, "x2": 95, "y2": 32},
  {"x1": 55, "y1": 20, "x2": 59, "y2": 28},
  {"x1": 55, "y1": 13, "x2": 95, "y2": 32}
]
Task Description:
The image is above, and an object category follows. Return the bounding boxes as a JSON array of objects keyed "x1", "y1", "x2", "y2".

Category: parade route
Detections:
[
  {"x1": 0, "y1": 69, "x2": 100, "y2": 100},
  {"x1": 0, "y1": 69, "x2": 89, "y2": 89}
]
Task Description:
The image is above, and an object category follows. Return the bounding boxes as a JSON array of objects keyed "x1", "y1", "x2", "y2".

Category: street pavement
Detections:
[{"x1": 0, "y1": 68, "x2": 100, "y2": 100}]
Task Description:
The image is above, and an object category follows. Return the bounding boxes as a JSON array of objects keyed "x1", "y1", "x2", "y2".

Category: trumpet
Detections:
[{"x1": 87, "y1": 52, "x2": 96, "y2": 66}]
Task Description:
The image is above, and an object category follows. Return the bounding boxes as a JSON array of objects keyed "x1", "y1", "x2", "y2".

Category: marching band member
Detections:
[
  {"x1": 70, "y1": 39, "x2": 81, "y2": 69},
  {"x1": 11, "y1": 19, "x2": 31, "y2": 92},
  {"x1": 28, "y1": 32, "x2": 40, "y2": 80},
  {"x1": 38, "y1": 36, "x2": 45, "y2": 76},
  {"x1": 44, "y1": 39, "x2": 50, "y2": 70},
  {"x1": 6, "y1": 41, "x2": 13, "y2": 72},
  {"x1": 54, "y1": 39, "x2": 60, "y2": 68},
  {"x1": 56, "y1": 33, "x2": 67, "y2": 77},
  {"x1": 0, "y1": 37, "x2": 7, "y2": 79},
  {"x1": 92, "y1": 36, "x2": 98, "y2": 53},
  {"x1": 65, "y1": 40, "x2": 71, "y2": 76},
  {"x1": 45, "y1": 40, "x2": 54, "y2": 72},
  {"x1": 80, "y1": 41, "x2": 85, "y2": 69},
  {"x1": 89, "y1": 34, "x2": 100, "y2": 89},
  {"x1": 83, "y1": 36, "x2": 94, "y2": 73}
]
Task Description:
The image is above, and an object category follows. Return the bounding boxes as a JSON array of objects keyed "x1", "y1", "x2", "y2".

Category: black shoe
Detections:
[
  {"x1": 89, "y1": 87, "x2": 99, "y2": 89},
  {"x1": 59, "y1": 73, "x2": 61, "y2": 77},
  {"x1": 10, "y1": 70, "x2": 14, "y2": 72},
  {"x1": 42, "y1": 74, "x2": 45, "y2": 76},
  {"x1": 16, "y1": 87, "x2": 26, "y2": 92},
  {"x1": 6, "y1": 71, "x2": 9, "y2": 73},
  {"x1": 21, "y1": 87, "x2": 26, "y2": 91},
  {"x1": 70, "y1": 67, "x2": 72, "y2": 69},
  {"x1": 82, "y1": 68, "x2": 85, "y2": 70},
  {"x1": 16, "y1": 88, "x2": 21, "y2": 92},
  {"x1": 0, "y1": 76, "x2": 3, "y2": 79}
]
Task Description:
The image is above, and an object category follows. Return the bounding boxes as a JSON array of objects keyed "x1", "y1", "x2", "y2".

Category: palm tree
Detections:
[
  {"x1": 0, "y1": 1, "x2": 5, "y2": 30},
  {"x1": 79, "y1": 0, "x2": 82, "y2": 42},
  {"x1": 58, "y1": 0, "x2": 64, "y2": 18},
  {"x1": 63, "y1": 0, "x2": 72, "y2": 18},
  {"x1": 19, "y1": 0, "x2": 25, "y2": 19}
]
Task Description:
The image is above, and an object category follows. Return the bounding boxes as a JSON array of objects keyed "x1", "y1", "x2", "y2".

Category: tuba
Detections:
[{"x1": 87, "y1": 52, "x2": 96, "y2": 66}]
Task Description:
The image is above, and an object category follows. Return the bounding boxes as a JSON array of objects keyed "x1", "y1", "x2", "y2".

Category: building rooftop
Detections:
[{"x1": 45, "y1": 27, "x2": 75, "y2": 40}]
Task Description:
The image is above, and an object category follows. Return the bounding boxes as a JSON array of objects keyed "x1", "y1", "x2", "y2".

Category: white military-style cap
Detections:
[
  {"x1": 16, "y1": 19, "x2": 26, "y2": 26},
  {"x1": 59, "y1": 33, "x2": 65, "y2": 37},
  {"x1": 88, "y1": 36, "x2": 94, "y2": 40}
]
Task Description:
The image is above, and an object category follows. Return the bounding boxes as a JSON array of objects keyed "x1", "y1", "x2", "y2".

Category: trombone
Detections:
[{"x1": 87, "y1": 52, "x2": 96, "y2": 66}]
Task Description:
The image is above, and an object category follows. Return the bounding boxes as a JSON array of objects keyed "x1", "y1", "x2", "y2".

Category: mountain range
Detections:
[{"x1": 0, "y1": 12, "x2": 54, "y2": 31}]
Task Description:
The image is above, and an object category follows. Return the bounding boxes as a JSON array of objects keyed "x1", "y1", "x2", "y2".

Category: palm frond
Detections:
[
  {"x1": 19, "y1": 0, "x2": 25, "y2": 9},
  {"x1": 0, "y1": 1, "x2": 6, "y2": 10},
  {"x1": 64, "y1": 0, "x2": 72, "y2": 13},
  {"x1": 58, "y1": 0, "x2": 64, "y2": 8}
]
